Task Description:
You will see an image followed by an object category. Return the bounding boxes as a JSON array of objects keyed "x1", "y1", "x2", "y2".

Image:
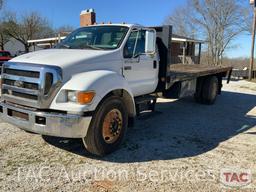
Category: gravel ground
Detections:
[{"x1": 0, "y1": 80, "x2": 255, "y2": 192}]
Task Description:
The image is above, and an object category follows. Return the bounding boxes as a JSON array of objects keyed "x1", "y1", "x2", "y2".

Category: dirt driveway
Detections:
[{"x1": 0, "y1": 80, "x2": 255, "y2": 192}]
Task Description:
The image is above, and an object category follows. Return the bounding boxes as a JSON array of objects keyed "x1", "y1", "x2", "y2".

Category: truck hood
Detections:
[
  {"x1": 10, "y1": 49, "x2": 122, "y2": 81},
  {"x1": 11, "y1": 49, "x2": 119, "y2": 67}
]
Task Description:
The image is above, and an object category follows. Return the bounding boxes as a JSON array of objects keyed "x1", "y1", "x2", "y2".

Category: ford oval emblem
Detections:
[{"x1": 14, "y1": 80, "x2": 24, "y2": 88}]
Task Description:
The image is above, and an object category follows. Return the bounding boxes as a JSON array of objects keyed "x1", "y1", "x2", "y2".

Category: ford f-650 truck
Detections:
[{"x1": 0, "y1": 24, "x2": 232, "y2": 156}]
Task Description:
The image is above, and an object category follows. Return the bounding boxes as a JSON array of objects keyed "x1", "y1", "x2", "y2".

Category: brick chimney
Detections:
[{"x1": 80, "y1": 9, "x2": 96, "y2": 27}]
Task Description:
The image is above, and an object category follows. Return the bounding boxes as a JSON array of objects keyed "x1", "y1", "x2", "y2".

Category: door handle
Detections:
[
  {"x1": 153, "y1": 61, "x2": 157, "y2": 69},
  {"x1": 124, "y1": 66, "x2": 132, "y2": 70}
]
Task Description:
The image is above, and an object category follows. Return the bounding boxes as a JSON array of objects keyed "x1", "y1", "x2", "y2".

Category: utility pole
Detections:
[{"x1": 249, "y1": 0, "x2": 256, "y2": 80}]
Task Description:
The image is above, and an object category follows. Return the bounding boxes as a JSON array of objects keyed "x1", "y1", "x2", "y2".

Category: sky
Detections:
[{"x1": 1, "y1": 0, "x2": 252, "y2": 58}]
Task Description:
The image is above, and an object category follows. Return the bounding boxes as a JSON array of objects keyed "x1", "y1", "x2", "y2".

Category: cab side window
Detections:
[{"x1": 124, "y1": 30, "x2": 146, "y2": 58}]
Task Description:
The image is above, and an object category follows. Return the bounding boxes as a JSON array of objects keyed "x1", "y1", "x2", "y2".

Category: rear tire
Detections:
[
  {"x1": 194, "y1": 77, "x2": 204, "y2": 103},
  {"x1": 82, "y1": 96, "x2": 128, "y2": 156},
  {"x1": 195, "y1": 76, "x2": 218, "y2": 105},
  {"x1": 202, "y1": 76, "x2": 218, "y2": 104}
]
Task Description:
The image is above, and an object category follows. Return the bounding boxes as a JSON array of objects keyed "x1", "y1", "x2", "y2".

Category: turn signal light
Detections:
[{"x1": 77, "y1": 91, "x2": 95, "y2": 104}]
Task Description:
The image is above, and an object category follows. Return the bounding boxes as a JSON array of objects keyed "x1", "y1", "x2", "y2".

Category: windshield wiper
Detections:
[
  {"x1": 56, "y1": 43, "x2": 104, "y2": 50},
  {"x1": 60, "y1": 44, "x2": 71, "y2": 49},
  {"x1": 82, "y1": 45, "x2": 104, "y2": 50},
  {"x1": 55, "y1": 43, "x2": 71, "y2": 49}
]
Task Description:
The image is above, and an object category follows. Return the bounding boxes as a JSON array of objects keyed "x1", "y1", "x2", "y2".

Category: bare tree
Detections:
[
  {"x1": 0, "y1": 22, "x2": 9, "y2": 50},
  {"x1": 0, "y1": 0, "x2": 3, "y2": 10},
  {"x1": 3, "y1": 12, "x2": 53, "y2": 52},
  {"x1": 243, "y1": 6, "x2": 254, "y2": 34},
  {"x1": 164, "y1": 2, "x2": 199, "y2": 39},
  {"x1": 165, "y1": 0, "x2": 250, "y2": 65},
  {"x1": 55, "y1": 25, "x2": 74, "y2": 34}
]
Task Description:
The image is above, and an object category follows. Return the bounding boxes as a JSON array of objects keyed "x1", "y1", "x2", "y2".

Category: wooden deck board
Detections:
[{"x1": 168, "y1": 64, "x2": 232, "y2": 82}]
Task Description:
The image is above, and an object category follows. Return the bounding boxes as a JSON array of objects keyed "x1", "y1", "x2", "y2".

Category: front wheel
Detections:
[{"x1": 82, "y1": 96, "x2": 128, "y2": 156}]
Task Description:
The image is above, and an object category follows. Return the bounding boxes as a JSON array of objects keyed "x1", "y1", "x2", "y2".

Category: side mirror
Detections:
[{"x1": 145, "y1": 30, "x2": 156, "y2": 54}]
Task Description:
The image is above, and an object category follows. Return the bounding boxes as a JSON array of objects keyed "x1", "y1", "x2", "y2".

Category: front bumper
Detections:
[{"x1": 0, "y1": 101, "x2": 92, "y2": 138}]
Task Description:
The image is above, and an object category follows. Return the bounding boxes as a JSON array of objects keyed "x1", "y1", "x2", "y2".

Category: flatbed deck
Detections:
[{"x1": 168, "y1": 64, "x2": 232, "y2": 83}]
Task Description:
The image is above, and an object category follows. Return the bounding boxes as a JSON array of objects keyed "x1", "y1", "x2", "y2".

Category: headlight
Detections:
[
  {"x1": 67, "y1": 91, "x2": 95, "y2": 105},
  {"x1": 68, "y1": 91, "x2": 77, "y2": 102}
]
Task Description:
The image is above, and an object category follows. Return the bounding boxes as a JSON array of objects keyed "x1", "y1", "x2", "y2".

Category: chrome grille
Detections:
[
  {"x1": 1, "y1": 62, "x2": 62, "y2": 108},
  {"x1": 4, "y1": 68, "x2": 40, "y2": 78}
]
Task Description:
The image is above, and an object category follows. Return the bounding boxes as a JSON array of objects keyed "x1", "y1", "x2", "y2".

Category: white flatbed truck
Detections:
[{"x1": 0, "y1": 24, "x2": 232, "y2": 156}]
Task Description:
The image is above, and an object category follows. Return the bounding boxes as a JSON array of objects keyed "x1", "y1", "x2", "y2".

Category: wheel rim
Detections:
[{"x1": 102, "y1": 109, "x2": 123, "y2": 144}]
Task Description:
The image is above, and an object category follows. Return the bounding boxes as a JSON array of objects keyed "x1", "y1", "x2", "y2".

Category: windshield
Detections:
[
  {"x1": 55, "y1": 26, "x2": 129, "y2": 50},
  {"x1": 0, "y1": 52, "x2": 10, "y2": 57}
]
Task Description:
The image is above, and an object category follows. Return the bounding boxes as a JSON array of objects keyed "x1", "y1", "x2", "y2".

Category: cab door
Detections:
[{"x1": 122, "y1": 29, "x2": 158, "y2": 96}]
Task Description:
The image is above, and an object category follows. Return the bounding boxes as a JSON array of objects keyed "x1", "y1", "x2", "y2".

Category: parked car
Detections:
[
  {"x1": 0, "y1": 51, "x2": 12, "y2": 74},
  {"x1": 0, "y1": 50, "x2": 11, "y2": 63}
]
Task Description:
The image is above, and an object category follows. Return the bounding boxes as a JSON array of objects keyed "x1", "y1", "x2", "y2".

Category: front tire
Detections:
[{"x1": 82, "y1": 96, "x2": 128, "y2": 156}]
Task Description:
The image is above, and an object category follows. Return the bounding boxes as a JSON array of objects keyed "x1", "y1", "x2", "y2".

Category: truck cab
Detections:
[{"x1": 0, "y1": 24, "x2": 232, "y2": 156}]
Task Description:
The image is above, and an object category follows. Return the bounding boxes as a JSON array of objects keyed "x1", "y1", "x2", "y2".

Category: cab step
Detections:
[{"x1": 135, "y1": 95, "x2": 157, "y2": 116}]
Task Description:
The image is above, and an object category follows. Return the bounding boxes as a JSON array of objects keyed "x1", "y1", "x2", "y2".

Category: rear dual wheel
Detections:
[
  {"x1": 195, "y1": 76, "x2": 219, "y2": 105},
  {"x1": 82, "y1": 96, "x2": 128, "y2": 156}
]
